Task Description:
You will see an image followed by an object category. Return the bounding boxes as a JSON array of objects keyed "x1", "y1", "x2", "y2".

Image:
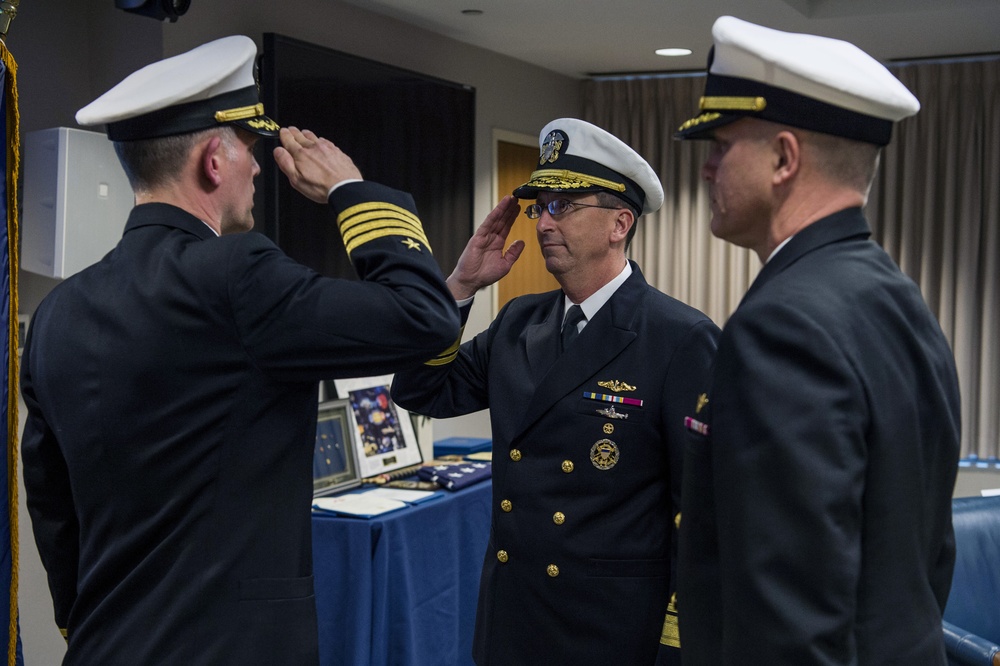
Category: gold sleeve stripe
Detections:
[
  {"x1": 339, "y1": 202, "x2": 421, "y2": 230},
  {"x1": 344, "y1": 226, "x2": 432, "y2": 256},
  {"x1": 342, "y1": 217, "x2": 430, "y2": 249},
  {"x1": 337, "y1": 202, "x2": 432, "y2": 254},
  {"x1": 660, "y1": 598, "x2": 680, "y2": 647},
  {"x1": 341, "y1": 208, "x2": 424, "y2": 235},
  {"x1": 424, "y1": 326, "x2": 465, "y2": 366}
]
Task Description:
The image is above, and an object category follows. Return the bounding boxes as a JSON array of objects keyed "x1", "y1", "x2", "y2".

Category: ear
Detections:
[
  {"x1": 201, "y1": 136, "x2": 225, "y2": 187},
  {"x1": 610, "y1": 208, "x2": 634, "y2": 244},
  {"x1": 773, "y1": 130, "x2": 801, "y2": 186}
]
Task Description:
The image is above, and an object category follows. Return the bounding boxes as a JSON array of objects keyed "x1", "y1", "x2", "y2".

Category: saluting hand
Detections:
[
  {"x1": 447, "y1": 195, "x2": 525, "y2": 301},
  {"x1": 273, "y1": 127, "x2": 363, "y2": 203}
]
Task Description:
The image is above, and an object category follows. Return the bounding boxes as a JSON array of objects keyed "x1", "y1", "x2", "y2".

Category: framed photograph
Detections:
[
  {"x1": 334, "y1": 375, "x2": 423, "y2": 479},
  {"x1": 313, "y1": 398, "x2": 362, "y2": 497}
]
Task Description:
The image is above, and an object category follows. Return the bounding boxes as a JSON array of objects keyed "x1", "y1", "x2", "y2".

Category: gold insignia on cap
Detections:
[
  {"x1": 677, "y1": 112, "x2": 722, "y2": 132},
  {"x1": 696, "y1": 393, "x2": 709, "y2": 414},
  {"x1": 590, "y1": 439, "x2": 619, "y2": 470},
  {"x1": 700, "y1": 96, "x2": 767, "y2": 112},
  {"x1": 539, "y1": 129, "x2": 565, "y2": 164},
  {"x1": 598, "y1": 379, "x2": 636, "y2": 393},
  {"x1": 215, "y1": 103, "x2": 265, "y2": 122},
  {"x1": 527, "y1": 169, "x2": 627, "y2": 193},
  {"x1": 245, "y1": 117, "x2": 280, "y2": 132}
]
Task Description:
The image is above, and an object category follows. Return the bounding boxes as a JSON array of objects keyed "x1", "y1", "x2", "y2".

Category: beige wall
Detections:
[{"x1": 12, "y1": 1, "x2": 581, "y2": 661}]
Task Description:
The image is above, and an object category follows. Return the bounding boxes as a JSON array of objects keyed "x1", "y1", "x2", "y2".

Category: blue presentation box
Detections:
[{"x1": 433, "y1": 436, "x2": 492, "y2": 457}]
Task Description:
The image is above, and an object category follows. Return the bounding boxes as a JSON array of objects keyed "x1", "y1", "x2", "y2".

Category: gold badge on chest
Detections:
[
  {"x1": 598, "y1": 379, "x2": 636, "y2": 393},
  {"x1": 590, "y1": 439, "x2": 619, "y2": 470}
]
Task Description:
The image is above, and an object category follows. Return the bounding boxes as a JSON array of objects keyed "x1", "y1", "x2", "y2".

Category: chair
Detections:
[{"x1": 943, "y1": 496, "x2": 1000, "y2": 666}]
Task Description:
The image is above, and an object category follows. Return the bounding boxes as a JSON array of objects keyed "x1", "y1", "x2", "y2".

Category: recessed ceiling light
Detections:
[
  {"x1": 656, "y1": 48, "x2": 692, "y2": 57},
  {"x1": 461, "y1": 9, "x2": 484, "y2": 16}
]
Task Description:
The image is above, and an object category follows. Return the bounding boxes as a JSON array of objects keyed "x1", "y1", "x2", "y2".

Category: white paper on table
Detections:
[
  {"x1": 365, "y1": 487, "x2": 437, "y2": 503},
  {"x1": 312, "y1": 493, "x2": 407, "y2": 517}
]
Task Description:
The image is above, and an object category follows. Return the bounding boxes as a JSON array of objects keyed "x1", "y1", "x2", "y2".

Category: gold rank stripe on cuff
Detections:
[
  {"x1": 424, "y1": 325, "x2": 465, "y2": 366},
  {"x1": 337, "y1": 202, "x2": 432, "y2": 256},
  {"x1": 660, "y1": 599, "x2": 681, "y2": 647}
]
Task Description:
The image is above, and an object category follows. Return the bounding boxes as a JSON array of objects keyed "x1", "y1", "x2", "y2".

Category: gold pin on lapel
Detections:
[{"x1": 696, "y1": 393, "x2": 709, "y2": 414}]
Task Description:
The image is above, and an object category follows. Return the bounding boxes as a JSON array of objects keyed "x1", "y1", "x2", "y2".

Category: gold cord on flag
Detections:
[{"x1": 1, "y1": 2, "x2": 20, "y2": 661}]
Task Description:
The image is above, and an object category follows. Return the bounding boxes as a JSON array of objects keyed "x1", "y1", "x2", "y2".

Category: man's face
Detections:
[
  {"x1": 701, "y1": 119, "x2": 776, "y2": 252},
  {"x1": 534, "y1": 192, "x2": 622, "y2": 279},
  {"x1": 219, "y1": 129, "x2": 261, "y2": 235}
]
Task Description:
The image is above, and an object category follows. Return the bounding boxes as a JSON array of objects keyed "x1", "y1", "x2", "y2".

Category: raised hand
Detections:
[
  {"x1": 272, "y1": 127, "x2": 363, "y2": 203},
  {"x1": 447, "y1": 195, "x2": 525, "y2": 300}
]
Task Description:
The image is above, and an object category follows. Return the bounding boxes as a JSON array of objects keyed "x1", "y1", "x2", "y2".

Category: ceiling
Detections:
[{"x1": 337, "y1": 0, "x2": 1000, "y2": 78}]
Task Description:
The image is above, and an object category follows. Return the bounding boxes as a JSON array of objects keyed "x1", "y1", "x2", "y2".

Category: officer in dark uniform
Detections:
[
  {"x1": 21, "y1": 35, "x2": 459, "y2": 665},
  {"x1": 392, "y1": 118, "x2": 720, "y2": 665},
  {"x1": 674, "y1": 16, "x2": 961, "y2": 665}
]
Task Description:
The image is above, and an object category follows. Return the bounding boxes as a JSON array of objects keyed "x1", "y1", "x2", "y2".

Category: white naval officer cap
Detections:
[
  {"x1": 675, "y1": 16, "x2": 920, "y2": 146},
  {"x1": 76, "y1": 35, "x2": 280, "y2": 142},
  {"x1": 513, "y1": 118, "x2": 664, "y2": 215}
]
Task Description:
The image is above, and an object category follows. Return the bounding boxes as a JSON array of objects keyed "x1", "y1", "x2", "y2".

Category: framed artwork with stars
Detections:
[
  {"x1": 334, "y1": 375, "x2": 424, "y2": 479},
  {"x1": 313, "y1": 398, "x2": 362, "y2": 497}
]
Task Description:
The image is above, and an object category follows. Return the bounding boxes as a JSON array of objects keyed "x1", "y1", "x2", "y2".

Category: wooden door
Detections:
[{"x1": 496, "y1": 140, "x2": 560, "y2": 309}]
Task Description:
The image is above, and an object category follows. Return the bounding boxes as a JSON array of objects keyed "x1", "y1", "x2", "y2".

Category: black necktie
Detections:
[{"x1": 561, "y1": 305, "x2": 585, "y2": 351}]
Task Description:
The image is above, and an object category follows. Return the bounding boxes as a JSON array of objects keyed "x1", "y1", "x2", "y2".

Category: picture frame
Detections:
[
  {"x1": 313, "y1": 398, "x2": 362, "y2": 497},
  {"x1": 334, "y1": 375, "x2": 423, "y2": 479}
]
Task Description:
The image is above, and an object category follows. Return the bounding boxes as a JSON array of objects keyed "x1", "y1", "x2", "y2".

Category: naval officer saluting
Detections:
[
  {"x1": 392, "y1": 118, "x2": 719, "y2": 665},
  {"x1": 22, "y1": 35, "x2": 459, "y2": 665}
]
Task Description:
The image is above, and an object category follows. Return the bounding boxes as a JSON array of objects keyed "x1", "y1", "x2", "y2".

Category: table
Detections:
[{"x1": 312, "y1": 481, "x2": 492, "y2": 666}]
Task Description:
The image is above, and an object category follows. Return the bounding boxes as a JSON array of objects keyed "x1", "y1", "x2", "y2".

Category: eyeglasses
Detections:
[{"x1": 524, "y1": 199, "x2": 622, "y2": 219}]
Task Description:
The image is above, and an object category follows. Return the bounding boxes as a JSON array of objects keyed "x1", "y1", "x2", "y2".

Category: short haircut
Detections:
[
  {"x1": 114, "y1": 126, "x2": 234, "y2": 193},
  {"x1": 594, "y1": 191, "x2": 641, "y2": 249},
  {"x1": 800, "y1": 129, "x2": 882, "y2": 197}
]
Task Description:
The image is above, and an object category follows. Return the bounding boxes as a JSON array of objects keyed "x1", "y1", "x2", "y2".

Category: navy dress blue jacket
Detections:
[
  {"x1": 22, "y1": 182, "x2": 459, "y2": 665},
  {"x1": 678, "y1": 208, "x2": 961, "y2": 665},
  {"x1": 392, "y1": 262, "x2": 719, "y2": 666}
]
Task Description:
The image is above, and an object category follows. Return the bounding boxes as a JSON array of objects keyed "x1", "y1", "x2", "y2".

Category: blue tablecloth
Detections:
[{"x1": 312, "y1": 481, "x2": 492, "y2": 666}]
